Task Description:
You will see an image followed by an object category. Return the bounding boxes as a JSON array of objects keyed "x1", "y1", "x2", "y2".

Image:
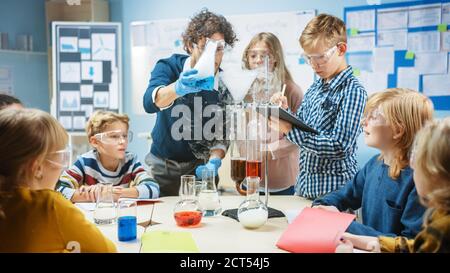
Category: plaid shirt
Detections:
[{"x1": 286, "y1": 66, "x2": 367, "y2": 199}]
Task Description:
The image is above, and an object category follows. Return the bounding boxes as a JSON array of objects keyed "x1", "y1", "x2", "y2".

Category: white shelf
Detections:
[{"x1": 0, "y1": 49, "x2": 47, "y2": 56}]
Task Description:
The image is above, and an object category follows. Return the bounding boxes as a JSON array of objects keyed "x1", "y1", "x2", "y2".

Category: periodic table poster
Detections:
[{"x1": 51, "y1": 22, "x2": 122, "y2": 133}]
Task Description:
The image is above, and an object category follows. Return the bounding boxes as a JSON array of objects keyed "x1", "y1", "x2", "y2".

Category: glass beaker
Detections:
[
  {"x1": 94, "y1": 182, "x2": 116, "y2": 225},
  {"x1": 198, "y1": 169, "x2": 221, "y2": 217},
  {"x1": 174, "y1": 175, "x2": 203, "y2": 227},
  {"x1": 237, "y1": 176, "x2": 268, "y2": 229},
  {"x1": 117, "y1": 199, "x2": 137, "y2": 241}
]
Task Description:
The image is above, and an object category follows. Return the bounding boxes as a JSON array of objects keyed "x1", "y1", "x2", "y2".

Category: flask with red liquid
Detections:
[{"x1": 173, "y1": 175, "x2": 203, "y2": 227}]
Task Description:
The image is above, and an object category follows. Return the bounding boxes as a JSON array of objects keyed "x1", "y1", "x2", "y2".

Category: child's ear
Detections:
[
  {"x1": 337, "y1": 43, "x2": 347, "y2": 56},
  {"x1": 392, "y1": 124, "x2": 405, "y2": 140},
  {"x1": 89, "y1": 136, "x2": 99, "y2": 149},
  {"x1": 31, "y1": 159, "x2": 44, "y2": 180}
]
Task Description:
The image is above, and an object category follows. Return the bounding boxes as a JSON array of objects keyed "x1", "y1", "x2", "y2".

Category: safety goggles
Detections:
[
  {"x1": 94, "y1": 130, "x2": 133, "y2": 145},
  {"x1": 246, "y1": 48, "x2": 275, "y2": 66},
  {"x1": 361, "y1": 107, "x2": 387, "y2": 127},
  {"x1": 46, "y1": 146, "x2": 72, "y2": 169},
  {"x1": 301, "y1": 45, "x2": 338, "y2": 66},
  {"x1": 194, "y1": 38, "x2": 230, "y2": 54}
]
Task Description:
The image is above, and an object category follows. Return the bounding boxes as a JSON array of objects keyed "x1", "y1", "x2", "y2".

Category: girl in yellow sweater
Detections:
[
  {"x1": 341, "y1": 117, "x2": 450, "y2": 253},
  {"x1": 0, "y1": 108, "x2": 116, "y2": 253}
]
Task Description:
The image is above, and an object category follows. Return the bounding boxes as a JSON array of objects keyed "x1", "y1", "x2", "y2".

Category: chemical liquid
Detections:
[
  {"x1": 238, "y1": 208, "x2": 268, "y2": 229},
  {"x1": 174, "y1": 211, "x2": 202, "y2": 227},
  {"x1": 246, "y1": 160, "x2": 262, "y2": 178}
]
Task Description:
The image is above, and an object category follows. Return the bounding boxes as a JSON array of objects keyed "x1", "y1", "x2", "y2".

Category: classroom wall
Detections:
[
  {"x1": 109, "y1": 0, "x2": 450, "y2": 168},
  {"x1": 0, "y1": 0, "x2": 49, "y2": 111}
]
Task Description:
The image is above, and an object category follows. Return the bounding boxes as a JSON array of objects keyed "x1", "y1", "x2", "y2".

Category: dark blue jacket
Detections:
[
  {"x1": 143, "y1": 54, "x2": 232, "y2": 162},
  {"x1": 313, "y1": 154, "x2": 426, "y2": 238}
]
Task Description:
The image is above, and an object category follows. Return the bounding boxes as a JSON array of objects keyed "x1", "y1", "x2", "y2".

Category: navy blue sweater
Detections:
[
  {"x1": 143, "y1": 54, "x2": 232, "y2": 162},
  {"x1": 313, "y1": 154, "x2": 426, "y2": 238}
]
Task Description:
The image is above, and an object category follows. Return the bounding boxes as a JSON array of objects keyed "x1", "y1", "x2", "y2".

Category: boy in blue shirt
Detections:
[{"x1": 271, "y1": 14, "x2": 367, "y2": 198}]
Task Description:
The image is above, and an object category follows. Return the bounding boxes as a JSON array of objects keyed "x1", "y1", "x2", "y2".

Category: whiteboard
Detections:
[
  {"x1": 130, "y1": 10, "x2": 316, "y2": 115},
  {"x1": 51, "y1": 22, "x2": 122, "y2": 134}
]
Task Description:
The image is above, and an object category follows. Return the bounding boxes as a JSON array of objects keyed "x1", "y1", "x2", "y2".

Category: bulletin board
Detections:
[
  {"x1": 51, "y1": 22, "x2": 122, "y2": 133},
  {"x1": 344, "y1": 0, "x2": 450, "y2": 110},
  {"x1": 130, "y1": 10, "x2": 316, "y2": 115}
]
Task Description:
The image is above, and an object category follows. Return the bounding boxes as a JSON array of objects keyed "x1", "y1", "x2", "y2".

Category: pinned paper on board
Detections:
[
  {"x1": 414, "y1": 52, "x2": 448, "y2": 75},
  {"x1": 408, "y1": 4, "x2": 442, "y2": 28},
  {"x1": 372, "y1": 46, "x2": 394, "y2": 74},
  {"x1": 397, "y1": 67, "x2": 419, "y2": 91},
  {"x1": 407, "y1": 31, "x2": 440, "y2": 53},
  {"x1": 276, "y1": 207, "x2": 355, "y2": 253},
  {"x1": 82, "y1": 61, "x2": 103, "y2": 83},
  {"x1": 346, "y1": 9, "x2": 375, "y2": 31},
  {"x1": 60, "y1": 91, "x2": 81, "y2": 112},
  {"x1": 60, "y1": 62, "x2": 81, "y2": 83},
  {"x1": 377, "y1": 7, "x2": 408, "y2": 30},
  {"x1": 60, "y1": 36, "x2": 78, "y2": 53},
  {"x1": 377, "y1": 29, "x2": 407, "y2": 49}
]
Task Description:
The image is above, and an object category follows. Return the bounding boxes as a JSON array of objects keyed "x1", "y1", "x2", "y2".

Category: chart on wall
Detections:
[
  {"x1": 52, "y1": 22, "x2": 121, "y2": 132},
  {"x1": 130, "y1": 10, "x2": 316, "y2": 115},
  {"x1": 344, "y1": 0, "x2": 450, "y2": 111}
]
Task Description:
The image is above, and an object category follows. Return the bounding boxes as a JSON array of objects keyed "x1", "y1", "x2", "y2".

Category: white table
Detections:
[{"x1": 79, "y1": 195, "x2": 312, "y2": 253}]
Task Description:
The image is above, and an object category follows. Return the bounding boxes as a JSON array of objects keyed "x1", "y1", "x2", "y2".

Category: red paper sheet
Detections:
[{"x1": 276, "y1": 207, "x2": 356, "y2": 253}]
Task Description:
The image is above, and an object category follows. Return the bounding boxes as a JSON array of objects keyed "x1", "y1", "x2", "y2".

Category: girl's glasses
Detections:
[
  {"x1": 46, "y1": 146, "x2": 72, "y2": 168},
  {"x1": 361, "y1": 107, "x2": 387, "y2": 127}
]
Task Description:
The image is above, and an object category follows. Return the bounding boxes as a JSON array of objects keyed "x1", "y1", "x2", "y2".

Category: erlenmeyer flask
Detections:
[
  {"x1": 198, "y1": 169, "x2": 221, "y2": 217},
  {"x1": 193, "y1": 39, "x2": 217, "y2": 90}
]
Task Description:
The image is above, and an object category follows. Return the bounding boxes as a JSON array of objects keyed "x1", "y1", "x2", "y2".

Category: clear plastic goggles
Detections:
[
  {"x1": 301, "y1": 45, "x2": 338, "y2": 66},
  {"x1": 246, "y1": 48, "x2": 275, "y2": 68},
  {"x1": 194, "y1": 38, "x2": 230, "y2": 54},
  {"x1": 95, "y1": 130, "x2": 133, "y2": 145},
  {"x1": 361, "y1": 107, "x2": 387, "y2": 127},
  {"x1": 46, "y1": 146, "x2": 72, "y2": 168}
]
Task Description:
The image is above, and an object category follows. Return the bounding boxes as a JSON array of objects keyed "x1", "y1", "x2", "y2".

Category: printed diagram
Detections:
[
  {"x1": 60, "y1": 37, "x2": 78, "y2": 52},
  {"x1": 60, "y1": 62, "x2": 81, "y2": 83},
  {"x1": 93, "y1": 92, "x2": 109, "y2": 108},
  {"x1": 55, "y1": 24, "x2": 120, "y2": 132},
  {"x1": 92, "y1": 34, "x2": 116, "y2": 65},
  {"x1": 60, "y1": 91, "x2": 81, "y2": 112}
]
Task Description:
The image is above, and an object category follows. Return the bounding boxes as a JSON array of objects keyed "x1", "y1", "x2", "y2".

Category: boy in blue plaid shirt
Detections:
[{"x1": 271, "y1": 14, "x2": 367, "y2": 199}]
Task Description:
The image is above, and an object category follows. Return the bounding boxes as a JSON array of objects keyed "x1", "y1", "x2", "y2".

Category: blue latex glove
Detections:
[
  {"x1": 175, "y1": 69, "x2": 203, "y2": 96},
  {"x1": 195, "y1": 158, "x2": 222, "y2": 179}
]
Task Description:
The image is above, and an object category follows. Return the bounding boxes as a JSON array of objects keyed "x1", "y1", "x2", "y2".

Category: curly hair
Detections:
[{"x1": 182, "y1": 8, "x2": 237, "y2": 54}]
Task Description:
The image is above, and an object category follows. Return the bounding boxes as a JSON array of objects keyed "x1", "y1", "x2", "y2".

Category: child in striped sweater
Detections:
[{"x1": 56, "y1": 111, "x2": 160, "y2": 202}]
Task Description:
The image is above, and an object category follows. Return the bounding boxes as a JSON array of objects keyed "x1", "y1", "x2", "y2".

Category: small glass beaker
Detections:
[
  {"x1": 93, "y1": 182, "x2": 116, "y2": 225},
  {"x1": 198, "y1": 169, "x2": 221, "y2": 217},
  {"x1": 117, "y1": 199, "x2": 137, "y2": 242},
  {"x1": 173, "y1": 175, "x2": 203, "y2": 227}
]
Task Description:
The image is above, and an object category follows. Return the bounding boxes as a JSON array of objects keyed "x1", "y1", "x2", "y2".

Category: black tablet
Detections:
[{"x1": 257, "y1": 105, "x2": 319, "y2": 134}]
